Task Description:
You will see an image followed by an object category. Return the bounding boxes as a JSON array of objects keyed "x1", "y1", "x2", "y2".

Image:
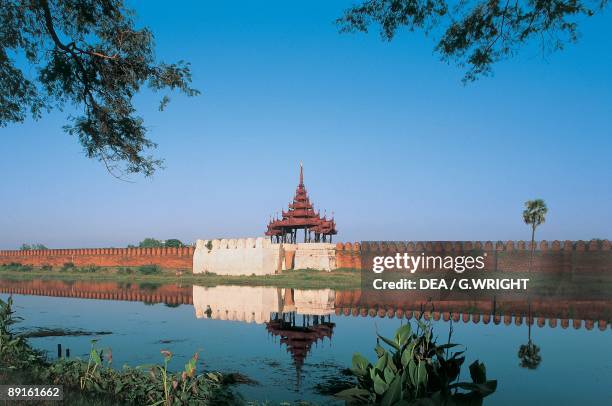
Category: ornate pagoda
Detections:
[
  {"x1": 265, "y1": 164, "x2": 337, "y2": 243},
  {"x1": 266, "y1": 311, "x2": 335, "y2": 388}
]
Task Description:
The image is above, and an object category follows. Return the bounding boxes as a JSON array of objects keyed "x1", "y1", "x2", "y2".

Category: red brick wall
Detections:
[
  {"x1": 335, "y1": 239, "x2": 611, "y2": 272},
  {"x1": 2, "y1": 239, "x2": 609, "y2": 273},
  {"x1": 0, "y1": 247, "x2": 194, "y2": 270}
]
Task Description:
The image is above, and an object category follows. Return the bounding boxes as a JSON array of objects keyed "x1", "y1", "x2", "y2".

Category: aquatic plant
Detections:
[
  {"x1": 0, "y1": 296, "x2": 238, "y2": 405},
  {"x1": 0, "y1": 296, "x2": 43, "y2": 370},
  {"x1": 336, "y1": 321, "x2": 497, "y2": 405}
]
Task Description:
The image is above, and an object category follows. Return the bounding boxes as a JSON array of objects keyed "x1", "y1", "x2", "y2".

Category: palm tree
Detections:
[
  {"x1": 522, "y1": 199, "x2": 548, "y2": 271},
  {"x1": 519, "y1": 199, "x2": 547, "y2": 370}
]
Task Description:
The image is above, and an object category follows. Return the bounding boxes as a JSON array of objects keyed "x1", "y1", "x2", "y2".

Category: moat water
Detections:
[{"x1": 1, "y1": 279, "x2": 610, "y2": 405}]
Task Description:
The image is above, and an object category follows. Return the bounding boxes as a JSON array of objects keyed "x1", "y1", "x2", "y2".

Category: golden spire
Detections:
[{"x1": 299, "y1": 162, "x2": 304, "y2": 186}]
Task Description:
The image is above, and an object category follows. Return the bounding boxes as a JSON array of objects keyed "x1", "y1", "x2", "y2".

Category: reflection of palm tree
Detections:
[
  {"x1": 518, "y1": 340, "x2": 542, "y2": 369},
  {"x1": 519, "y1": 301, "x2": 542, "y2": 369}
]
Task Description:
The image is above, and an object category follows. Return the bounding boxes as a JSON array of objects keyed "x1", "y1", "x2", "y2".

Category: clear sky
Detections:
[{"x1": 1, "y1": 1, "x2": 610, "y2": 249}]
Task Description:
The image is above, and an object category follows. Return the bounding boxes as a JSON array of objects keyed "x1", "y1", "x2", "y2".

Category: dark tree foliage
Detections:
[
  {"x1": 164, "y1": 238, "x2": 184, "y2": 248},
  {"x1": 137, "y1": 237, "x2": 163, "y2": 248},
  {"x1": 0, "y1": 0, "x2": 199, "y2": 177},
  {"x1": 337, "y1": 0, "x2": 608, "y2": 81},
  {"x1": 19, "y1": 243, "x2": 48, "y2": 250}
]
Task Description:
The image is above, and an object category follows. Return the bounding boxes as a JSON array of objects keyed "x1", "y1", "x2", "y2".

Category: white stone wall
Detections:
[
  {"x1": 293, "y1": 243, "x2": 336, "y2": 271},
  {"x1": 193, "y1": 238, "x2": 337, "y2": 275},
  {"x1": 192, "y1": 237, "x2": 282, "y2": 276}
]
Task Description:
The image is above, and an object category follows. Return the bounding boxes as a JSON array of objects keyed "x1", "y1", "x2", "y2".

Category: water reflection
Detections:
[
  {"x1": 1, "y1": 279, "x2": 610, "y2": 331},
  {"x1": 1, "y1": 278, "x2": 610, "y2": 403}
]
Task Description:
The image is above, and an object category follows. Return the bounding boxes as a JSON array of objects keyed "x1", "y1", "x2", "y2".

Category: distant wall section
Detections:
[
  {"x1": 0, "y1": 247, "x2": 194, "y2": 270},
  {"x1": 335, "y1": 239, "x2": 611, "y2": 273}
]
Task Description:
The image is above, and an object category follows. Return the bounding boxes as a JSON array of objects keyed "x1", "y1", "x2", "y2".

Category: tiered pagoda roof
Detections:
[
  {"x1": 266, "y1": 315, "x2": 335, "y2": 387},
  {"x1": 265, "y1": 164, "x2": 337, "y2": 243}
]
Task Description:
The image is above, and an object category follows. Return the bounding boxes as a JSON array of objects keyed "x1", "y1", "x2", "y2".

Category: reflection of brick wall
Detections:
[
  {"x1": 335, "y1": 240, "x2": 611, "y2": 272},
  {"x1": 333, "y1": 292, "x2": 611, "y2": 331},
  {"x1": 0, "y1": 247, "x2": 194, "y2": 270},
  {"x1": 0, "y1": 279, "x2": 193, "y2": 304}
]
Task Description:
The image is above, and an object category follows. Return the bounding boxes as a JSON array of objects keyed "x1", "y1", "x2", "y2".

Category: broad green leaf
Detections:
[
  {"x1": 401, "y1": 342, "x2": 416, "y2": 367},
  {"x1": 378, "y1": 334, "x2": 400, "y2": 350},
  {"x1": 469, "y1": 360, "x2": 487, "y2": 384},
  {"x1": 375, "y1": 352, "x2": 389, "y2": 372},
  {"x1": 383, "y1": 366, "x2": 396, "y2": 383},
  {"x1": 394, "y1": 324, "x2": 412, "y2": 347},
  {"x1": 451, "y1": 380, "x2": 498, "y2": 397},
  {"x1": 335, "y1": 387, "x2": 371, "y2": 400},
  {"x1": 381, "y1": 375, "x2": 402, "y2": 406},
  {"x1": 436, "y1": 343, "x2": 459, "y2": 350},
  {"x1": 352, "y1": 353, "x2": 370, "y2": 375},
  {"x1": 407, "y1": 359, "x2": 417, "y2": 386},
  {"x1": 374, "y1": 374, "x2": 389, "y2": 395},
  {"x1": 417, "y1": 360, "x2": 428, "y2": 387}
]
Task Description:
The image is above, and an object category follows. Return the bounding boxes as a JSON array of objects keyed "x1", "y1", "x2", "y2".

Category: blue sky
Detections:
[{"x1": 1, "y1": 1, "x2": 610, "y2": 249}]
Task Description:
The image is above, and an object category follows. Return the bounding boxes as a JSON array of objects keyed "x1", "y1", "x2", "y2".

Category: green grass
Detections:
[{"x1": 0, "y1": 264, "x2": 361, "y2": 289}]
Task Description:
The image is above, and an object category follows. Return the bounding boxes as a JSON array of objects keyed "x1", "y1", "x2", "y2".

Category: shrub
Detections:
[
  {"x1": 41, "y1": 264, "x2": 53, "y2": 271},
  {"x1": 78, "y1": 265, "x2": 100, "y2": 273},
  {"x1": 117, "y1": 267, "x2": 134, "y2": 275},
  {"x1": 5, "y1": 263, "x2": 34, "y2": 272},
  {"x1": 1, "y1": 262, "x2": 24, "y2": 272},
  {"x1": 61, "y1": 262, "x2": 76, "y2": 272},
  {"x1": 138, "y1": 264, "x2": 162, "y2": 275}
]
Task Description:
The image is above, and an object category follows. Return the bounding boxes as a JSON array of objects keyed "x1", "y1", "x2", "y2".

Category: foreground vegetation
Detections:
[
  {"x1": 1, "y1": 296, "x2": 240, "y2": 405},
  {"x1": 337, "y1": 322, "x2": 497, "y2": 405},
  {"x1": 0, "y1": 263, "x2": 361, "y2": 289}
]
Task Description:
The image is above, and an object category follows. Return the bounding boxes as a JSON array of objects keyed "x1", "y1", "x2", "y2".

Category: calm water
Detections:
[{"x1": 1, "y1": 279, "x2": 611, "y2": 405}]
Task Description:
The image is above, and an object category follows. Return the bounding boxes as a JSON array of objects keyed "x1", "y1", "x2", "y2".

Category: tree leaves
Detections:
[
  {"x1": 0, "y1": 0, "x2": 199, "y2": 177},
  {"x1": 337, "y1": 0, "x2": 608, "y2": 82}
]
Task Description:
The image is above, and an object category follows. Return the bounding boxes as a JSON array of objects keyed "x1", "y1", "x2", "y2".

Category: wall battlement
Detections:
[
  {"x1": 193, "y1": 237, "x2": 282, "y2": 276},
  {"x1": 1, "y1": 239, "x2": 609, "y2": 273},
  {"x1": 0, "y1": 246, "x2": 194, "y2": 270},
  {"x1": 335, "y1": 239, "x2": 611, "y2": 271}
]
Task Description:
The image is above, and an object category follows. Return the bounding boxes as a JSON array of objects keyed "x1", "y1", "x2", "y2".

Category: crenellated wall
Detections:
[
  {"x1": 1, "y1": 239, "x2": 609, "y2": 273},
  {"x1": 0, "y1": 247, "x2": 194, "y2": 270},
  {"x1": 192, "y1": 237, "x2": 283, "y2": 275},
  {"x1": 335, "y1": 239, "x2": 611, "y2": 272}
]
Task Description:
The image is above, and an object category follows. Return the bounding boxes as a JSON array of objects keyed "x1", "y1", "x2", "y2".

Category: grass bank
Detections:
[{"x1": 0, "y1": 263, "x2": 361, "y2": 290}]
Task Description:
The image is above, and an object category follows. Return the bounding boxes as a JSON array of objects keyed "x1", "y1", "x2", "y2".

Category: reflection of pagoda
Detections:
[
  {"x1": 265, "y1": 163, "x2": 337, "y2": 243},
  {"x1": 266, "y1": 310, "x2": 335, "y2": 388}
]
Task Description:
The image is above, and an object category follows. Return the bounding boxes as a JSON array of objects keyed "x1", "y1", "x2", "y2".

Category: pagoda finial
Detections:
[{"x1": 299, "y1": 162, "x2": 304, "y2": 186}]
